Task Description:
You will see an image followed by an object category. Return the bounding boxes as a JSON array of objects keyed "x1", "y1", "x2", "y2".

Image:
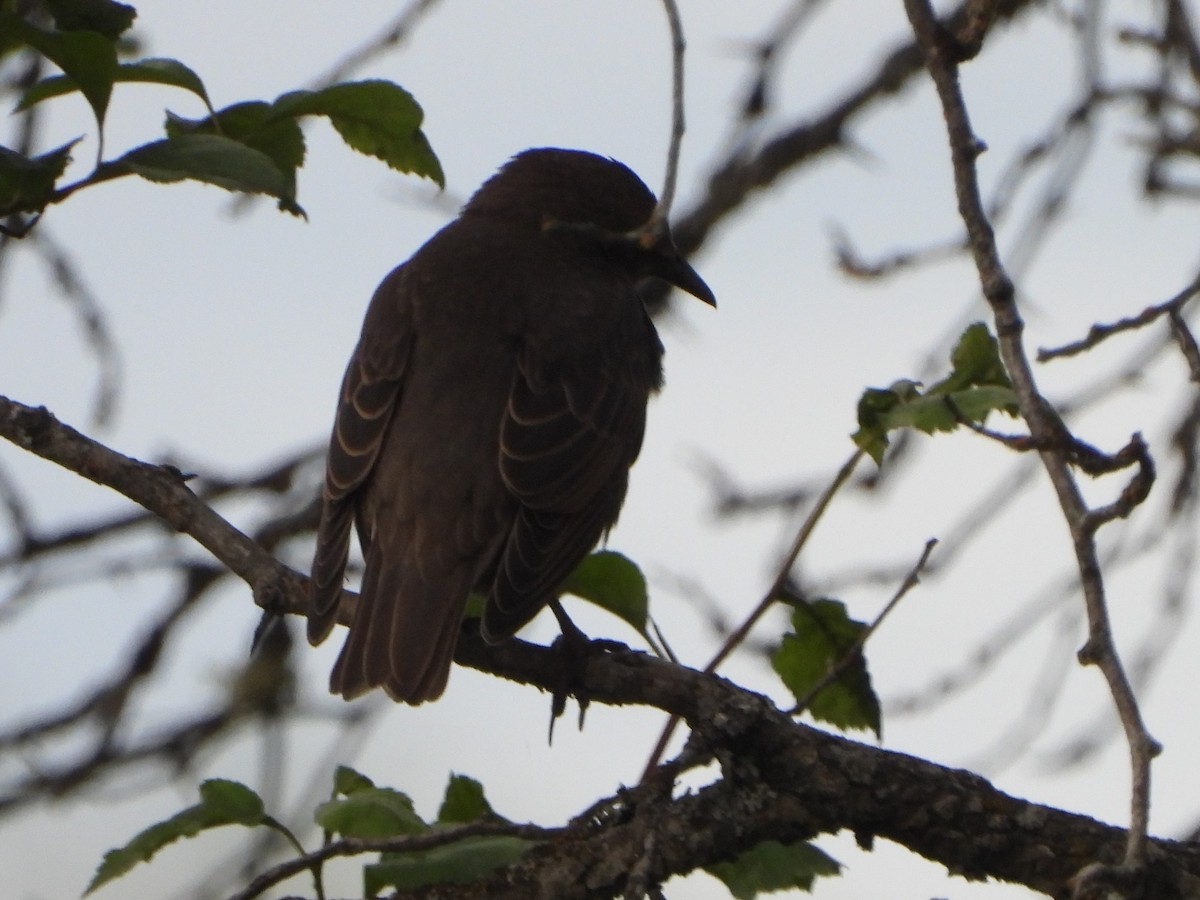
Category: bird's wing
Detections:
[
  {"x1": 308, "y1": 267, "x2": 413, "y2": 645},
  {"x1": 485, "y1": 351, "x2": 647, "y2": 639}
]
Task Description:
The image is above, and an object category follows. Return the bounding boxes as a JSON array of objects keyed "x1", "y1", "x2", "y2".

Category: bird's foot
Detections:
[{"x1": 546, "y1": 601, "x2": 627, "y2": 742}]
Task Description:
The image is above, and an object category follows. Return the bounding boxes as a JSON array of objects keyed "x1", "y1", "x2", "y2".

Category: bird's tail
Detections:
[{"x1": 329, "y1": 546, "x2": 472, "y2": 704}]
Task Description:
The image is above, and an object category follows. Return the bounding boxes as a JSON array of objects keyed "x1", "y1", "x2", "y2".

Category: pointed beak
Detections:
[{"x1": 652, "y1": 231, "x2": 716, "y2": 307}]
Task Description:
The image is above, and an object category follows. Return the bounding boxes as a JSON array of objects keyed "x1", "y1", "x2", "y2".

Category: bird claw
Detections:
[
  {"x1": 547, "y1": 626, "x2": 594, "y2": 743},
  {"x1": 545, "y1": 613, "x2": 628, "y2": 743}
]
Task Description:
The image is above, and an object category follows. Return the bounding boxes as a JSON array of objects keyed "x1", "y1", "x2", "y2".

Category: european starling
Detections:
[{"x1": 307, "y1": 148, "x2": 715, "y2": 703}]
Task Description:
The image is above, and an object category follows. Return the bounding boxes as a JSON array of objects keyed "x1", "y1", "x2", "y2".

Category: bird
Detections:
[{"x1": 307, "y1": 148, "x2": 715, "y2": 704}]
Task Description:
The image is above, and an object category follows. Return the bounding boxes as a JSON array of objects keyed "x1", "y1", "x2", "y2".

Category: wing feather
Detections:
[
  {"x1": 308, "y1": 267, "x2": 413, "y2": 645},
  {"x1": 485, "y1": 351, "x2": 647, "y2": 640}
]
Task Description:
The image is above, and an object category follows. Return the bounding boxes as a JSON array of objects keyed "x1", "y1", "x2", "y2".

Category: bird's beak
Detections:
[{"x1": 655, "y1": 239, "x2": 716, "y2": 307}]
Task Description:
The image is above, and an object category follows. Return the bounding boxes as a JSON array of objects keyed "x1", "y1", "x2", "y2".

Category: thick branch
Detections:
[{"x1": 451, "y1": 636, "x2": 1200, "y2": 899}]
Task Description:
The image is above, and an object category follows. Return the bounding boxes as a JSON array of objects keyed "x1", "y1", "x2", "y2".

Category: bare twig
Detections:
[
  {"x1": 24, "y1": 229, "x2": 122, "y2": 427},
  {"x1": 734, "y1": 0, "x2": 830, "y2": 121},
  {"x1": 646, "y1": 0, "x2": 689, "y2": 235},
  {"x1": 310, "y1": 0, "x2": 444, "y2": 87},
  {"x1": 1037, "y1": 272, "x2": 1200, "y2": 361},
  {"x1": 904, "y1": 0, "x2": 1160, "y2": 869},
  {"x1": 1169, "y1": 308, "x2": 1200, "y2": 382},
  {"x1": 641, "y1": 449, "x2": 864, "y2": 778}
]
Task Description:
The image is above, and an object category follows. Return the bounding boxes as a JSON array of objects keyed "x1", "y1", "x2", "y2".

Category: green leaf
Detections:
[
  {"x1": 85, "y1": 779, "x2": 265, "y2": 895},
  {"x1": 365, "y1": 835, "x2": 533, "y2": 895},
  {"x1": 706, "y1": 840, "x2": 841, "y2": 899},
  {"x1": 104, "y1": 134, "x2": 301, "y2": 214},
  {"x1": 872, "y1": 387, "x2": 960, "y2": 435},
  {"x1": 0, "y1": 139, "x2": 77, "y2": 216},
  {"x1": 851, "y1": 323, "x2": 1018, "y2": 465},
  {"x1": 772, "y1": 598, "x2": 881, "y2": 737},
  {"x1": 165, "y1": 103, "x2": 304, "y2": 206},
  {"x1": 438, "y1": 773, "x2": 500, "y2": 825},
  {"x1": 315, "y1": 785, "x2": 427, "y2": 839},
  {"x1": 934, "y1": 320, "x2": 1012, "y2": 394},
  {"x1": 560, "y1": 550, "x2": 649, "y2": 635},
  {"x1": 20, "y1": 57, "x2": 212, "y2": 113},
  {"x1": 270, "y1": 80, "x2": 444, "y2": 186},
  {"x1": 329, "y1": 771, "x2": 532, "y2": 894},
  {"x1": 851, "y1": 382, "x2": 919, "y2": 465},
  {"x1": 945, "y1": 383, "x2": 1020, "y2": 421},
  {"x1": 333, "y1": 764, "x2": 378, "y2": 796},
  {"x1": 197, "y1": 778, "x2": 266, "y2": 824},
  {"x1": 43, "y1": 0, "x2": 136, "y2": 39},
  {"x1": 1, "y1": 12, "x2": 119, "y2": 127}
]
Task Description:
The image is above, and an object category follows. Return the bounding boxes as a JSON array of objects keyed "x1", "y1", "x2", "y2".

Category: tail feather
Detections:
[
  {"x1": 328, "y1": 550, "x2": 385, "y2": 699},
  {"x1": 387, "y1": 583, "x2": 465, "y2": 702},
  {"x1": 330, "y1": 544, "x2": 473, "y2": 704}
]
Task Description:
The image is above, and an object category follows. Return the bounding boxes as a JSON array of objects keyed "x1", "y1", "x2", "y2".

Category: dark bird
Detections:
[{"x1": 307, "y1": 148, "x2": 715, "y2": 704}]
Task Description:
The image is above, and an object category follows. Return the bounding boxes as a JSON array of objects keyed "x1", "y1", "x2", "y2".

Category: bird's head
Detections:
[{"x1": 464, "y1": 148, "x2": 715, "y2": 307}]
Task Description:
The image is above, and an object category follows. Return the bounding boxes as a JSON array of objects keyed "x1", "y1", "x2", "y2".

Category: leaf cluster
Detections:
[
  {"x1": 1, "y1": 0, "x2": 442, "y2": 224},
  {"x1": 853, "y1": 322, "x2": 1018, "y2": 465},
  {"x1": 86, "y1": 769, "x2": 531, "y2": 898}
]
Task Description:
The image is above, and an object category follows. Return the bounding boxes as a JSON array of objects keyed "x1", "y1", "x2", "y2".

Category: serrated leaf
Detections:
[
  {"x1": 706, "y1": 840, "x2": 840, "y2": 899},
  {"x1": 851, "y1": 323, "x2": 1017, "y2": 465},
  {"x1": 44, "y1": 0, "x2": 136, "y2": 39},
  {"x1": 772, "y1": 598, "x2": 881, "y2": 737},
  {"x1": 0, "y1": 139, "x2": 77, "y2": 216},
  {"x1": 365, "y1": 835, "x2": 533, "y2": 895},
  {"x1": 105, "y1": 134, "x2": 301, "y2": 213},
  {"x1": 438, "y1": 774, "x2": 497, "y2": 825},
  {"x1": 20, "y1": 57, "x2": 212, "y2": 112},
  {"x1": 2, "y1": 12, "x2": 118, "y2": 127},
  {"x1": 270, "y1": 80, "x2": 443, "y2": 186},
  {"x1": 315, "y1": 786, "x2": 427, "y2": 839},
  {"x1": 560, "y1": 550, "x2": 649, "y2": 635},
  {"x1": 85, "y1": 779, "x2": 265, "y2": 895}
]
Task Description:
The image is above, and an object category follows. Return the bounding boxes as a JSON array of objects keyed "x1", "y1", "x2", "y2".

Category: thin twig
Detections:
[
  {"x1": 647, "y1": 0, "x2": 688, "y2": 233},
  {"x1": 310, "y1": 0, "x2": 444, "y2": 87},
  {"x1": 641, "y1": 449, "x2": 863, "y2": 779},
  {"x1": 1037, "y1": 272, "x2": 1200, "y2": 361},
  {"x1": 1169, "y1": 308, "x2": 1200, "y2": 381},
  {"x1": 716, "y1": 449, "x2": 865, "y2": 671}
]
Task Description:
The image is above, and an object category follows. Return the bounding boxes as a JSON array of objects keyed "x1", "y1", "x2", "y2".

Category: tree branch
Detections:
[
  {"x1": 902, "y1": 0, "x2": 1159, "y2": 872},
  {"x1": 0, "y1": 395, "x2": 311, "y2": 618}
]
